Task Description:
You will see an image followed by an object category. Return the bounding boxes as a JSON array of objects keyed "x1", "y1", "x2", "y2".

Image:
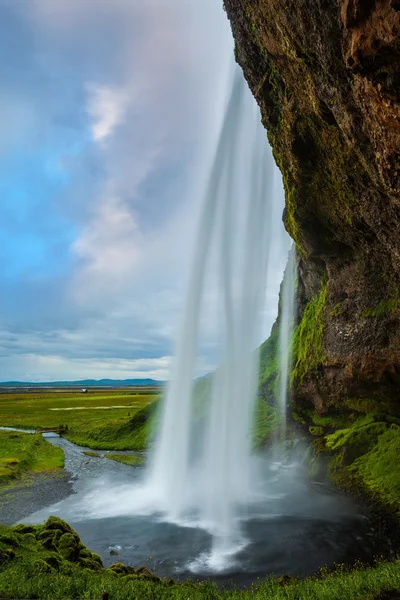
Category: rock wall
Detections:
[{"x1": 224, "y1": 0, "x2": 400, "y2": 416}]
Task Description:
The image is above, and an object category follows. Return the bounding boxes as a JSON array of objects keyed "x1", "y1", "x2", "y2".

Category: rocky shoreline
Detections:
[{"x1": 0, "y1": 470, "x2": 74, "y2": 526}]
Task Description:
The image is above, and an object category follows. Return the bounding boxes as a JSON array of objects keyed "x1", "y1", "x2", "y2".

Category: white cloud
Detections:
[
  {"x1": 0, "y1": 0, "x2": 291, "y2": 382},
  {"x1": 86, "y1": 85, "x2": 128, "y2": 141},
  {"x1": 0, "y1": 354, "x2": 172, "y2": 382}
]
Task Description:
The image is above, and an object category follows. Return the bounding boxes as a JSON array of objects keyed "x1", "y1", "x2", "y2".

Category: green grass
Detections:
[
  {"x1": 104, "y1": 453, "x2": 145, "y2": 467},
  {"x1": 1, "y1": 519, "x2": 400, "y2": 599},
  {"x1": 362, "y1": 297, "x2": 400, "y2": 317},
  {"x1": 309, "y1": 411, "x2": 400, "y2": 517},
  {"x1": 0, "y1": 388, "x2": 160, "y2": 451},
  {"x1": 252, "y1": 396, "x2": 280, "y2": 449},
  {"x1": 83, "y1": 451, "x2": 101, "y2": 458},
  {"x1": 291, "y1": 281, "x2": 327, "y2": 385},
  {"x1": 0, "y1": 431, "x2": 64, "y2": 485},
  {"x1": 64, "y1": 400, "x2": 159, "y2": 451}
]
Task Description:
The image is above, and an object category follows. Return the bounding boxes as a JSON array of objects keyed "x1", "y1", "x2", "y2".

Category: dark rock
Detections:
[
  {"x1": 224, "y1": 0, "x2": 400, "y2": 413},
  {"x1": 109, "y1": 549, "x2": 119, "y2": 556}
]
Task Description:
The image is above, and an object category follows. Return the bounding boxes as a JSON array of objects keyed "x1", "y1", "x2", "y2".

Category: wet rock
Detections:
[{"x1": 109, "y1": 549, "x2": 119, "y2": 556}]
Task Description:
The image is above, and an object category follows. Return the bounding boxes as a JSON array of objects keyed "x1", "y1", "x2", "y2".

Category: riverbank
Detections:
[
  {"x1": 0, "y1": 471, "x2": 74, "y2": 525},
  {"x1": 0, "y1": 431, "x2": 64, "y2": 486}
]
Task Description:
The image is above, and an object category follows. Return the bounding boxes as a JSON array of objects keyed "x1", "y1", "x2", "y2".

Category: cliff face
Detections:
[{"x1": 225, "y1": 0, "x2": 400, "y2": 416}]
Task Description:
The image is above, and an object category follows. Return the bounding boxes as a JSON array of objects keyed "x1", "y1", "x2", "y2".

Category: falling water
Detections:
[
  {"x1": 150, "y1": 66, "x2": 283, "y2": 566},
  {"x1": 277, "y1": 247, "x2": 297, "y2": 441}
]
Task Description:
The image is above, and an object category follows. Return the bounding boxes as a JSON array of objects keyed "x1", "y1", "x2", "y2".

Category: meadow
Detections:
[{"x1": 0, "y1": 387, "x2": 161, "y2": 451}]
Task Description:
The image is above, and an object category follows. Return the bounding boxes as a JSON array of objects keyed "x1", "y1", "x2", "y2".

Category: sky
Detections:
[{"x1": 0, "y1": 0, "x2": 290, "y2": 382}]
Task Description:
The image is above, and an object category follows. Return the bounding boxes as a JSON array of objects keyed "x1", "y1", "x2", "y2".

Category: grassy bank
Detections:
[
  {"x1": 0, "y1": 431, "x2": 64, "y2": 485},
  {"x1": 305, "y1": 407, "x2": 400, "y2": 517},
  {"x1": 0, "y1": 517, "x2": 399, "y2": 599},
  {"x1": 0, "y1": 388, "x2": 160, "y2": 452},
  {"x1": 65, "y1": 401, "x2": 159, "y2": 451}
]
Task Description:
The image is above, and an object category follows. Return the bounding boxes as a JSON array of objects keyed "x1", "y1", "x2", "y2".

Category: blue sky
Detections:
[{"x1": 0, "y1": 0, "x2": 290, "y2": 382}]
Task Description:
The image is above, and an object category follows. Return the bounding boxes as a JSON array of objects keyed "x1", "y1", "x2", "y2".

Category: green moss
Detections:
[
  {"x1": 330, "y1": 303, "x2": 343, "y2": 317},
  {"x1": 291, "y1": 282, "x2": 327, "y2": 385},
  {"x1": 57, "y1": 533, "x2": 80, "y2": 562},
  {"x1": 309, "y1": 426, "x2": 323, "y2": 436},
  {"x1": 362, "y1": 297, "x2": 400, "y2": 317},
  {"x1": 83, "y1": 451, "x2": 101, "y2": 458},
  {"x1": 310, "y1": 412, "x2": 400, "y2": 517},
  {"x1": 104, "y1": 454, "x2": 144, "y2": 467},
  {"x1": 252, "y1": 397, "x2": 280, "y2": 449}
]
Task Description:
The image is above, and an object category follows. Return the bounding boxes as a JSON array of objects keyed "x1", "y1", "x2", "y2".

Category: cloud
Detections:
[
  {"x1": 0, "y1": 0, "x2": 291, "y2": 382},
  {"x1": 86, "y1": 85, "x2": 128, "y2": 141},
  {"x1": 0, "y1": 354, "x2": 172, "y2": 382}
]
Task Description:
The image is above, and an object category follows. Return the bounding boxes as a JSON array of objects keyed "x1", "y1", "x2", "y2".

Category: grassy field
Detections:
[
  {"x1": 0, "y1": 518, "x2": 400, "y2": 599},
  {"x1": 0, "y1": 387, "x2": 161, "y2": 451},
  {"x1": 0, "y1": 431, "x2": 64, "y2": 485}
]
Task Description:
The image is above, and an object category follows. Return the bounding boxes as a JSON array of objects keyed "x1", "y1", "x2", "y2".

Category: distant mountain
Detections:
[{"x1": 0, "y1": 378, "x2": 164, "y2": 388}]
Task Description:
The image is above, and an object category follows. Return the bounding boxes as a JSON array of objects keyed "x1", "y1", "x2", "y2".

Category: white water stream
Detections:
[{"x1": 148, "y1": 66, "x2": 294, "y2": 568}]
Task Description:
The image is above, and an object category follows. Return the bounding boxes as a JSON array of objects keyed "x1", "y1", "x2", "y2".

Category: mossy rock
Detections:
[
  {"x1": 79, "y1": 557, "x2": 103, "y2": 571},
  {"x1": 57, "y1": 533, "x2": 80, "y2": 562},
  {"x1": 78, "y1": 547, "x2": 92, "y2": 559},
  {"x1": 13, "y1": 524, "x2": 36, "y2": 535},
  {"x1": 20, "y1": 533, "x2": 36, "y2": 546},
  {"x1": 0, "y1": 533, "x2": 20, "y2": 547},
  {"x1": 0, "y1": 550, "x2": 11, "y2": 565},
  {"x1": 33, "y1": 559, "x2": 54, "y2": 574},
  {"x1": 109, "y1": 562, "x2": 128, "y2": 575},
  {"x1": 44, "y1": 516, "x2": 74, "y2": 535},
  {"x1": 39, "y1": 528, "x2": 63, "y2": 550},
  {"x1": 45, "y1": 555, "x2": 63, "y2": 571},
  {"x1": 309, "y1": 426, "x2": 324, "y2": 436},
  {"x1": 91, "y1": 552, "x2": 103, "y2": 566},
  {"x1": 136, "y1": 566, "x2": 161, "y2": 582}
]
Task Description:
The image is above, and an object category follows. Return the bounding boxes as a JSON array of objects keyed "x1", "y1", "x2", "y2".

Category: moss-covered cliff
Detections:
[{"x1": 225, "y1": 0, "x2": 400, "y2": 417}]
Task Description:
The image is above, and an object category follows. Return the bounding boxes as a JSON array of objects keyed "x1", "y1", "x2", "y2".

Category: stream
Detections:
[{"x1": 1, "y1": 427, "x2": 397, "y2": 586}]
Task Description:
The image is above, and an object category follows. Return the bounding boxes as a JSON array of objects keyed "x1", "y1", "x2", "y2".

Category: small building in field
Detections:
[{"x1": 81, "y1": 388, "x2": 88, "y2": 393}]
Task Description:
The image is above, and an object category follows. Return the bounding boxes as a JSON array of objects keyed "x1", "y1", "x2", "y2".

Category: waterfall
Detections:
[
  {"x1": 149, "y1": 65, "x2": 287, "y2": 566},
  {"x1": 278, "y1": 247, "x2": 297, "y2": 441}
]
